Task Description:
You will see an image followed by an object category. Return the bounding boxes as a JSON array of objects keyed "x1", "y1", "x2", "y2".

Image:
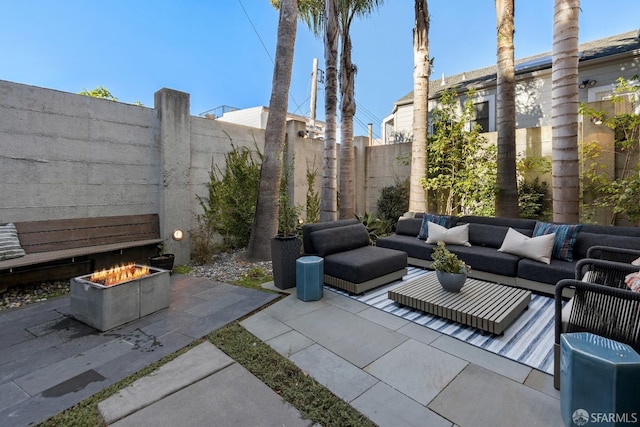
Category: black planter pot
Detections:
[
  {"x1": 271, "y1": 235, "x2": 301, "y2": 290},
  {"x1": 148, "y1": 253, "x2": 175, "y2": 272}
]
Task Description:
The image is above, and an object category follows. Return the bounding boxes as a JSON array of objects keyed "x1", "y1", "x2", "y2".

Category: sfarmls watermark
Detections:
[{"x1": 572, "y1": 409, "x2": 638, "y2": 425}]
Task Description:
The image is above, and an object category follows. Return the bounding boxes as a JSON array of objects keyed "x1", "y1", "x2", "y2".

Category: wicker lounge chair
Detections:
[{"x1": 554, "y1": 257, "x2": 640, "y2": 389}]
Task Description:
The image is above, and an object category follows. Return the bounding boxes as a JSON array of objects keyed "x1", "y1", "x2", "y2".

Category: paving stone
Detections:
[
  {"x1": 396, "y1": 321, "x2": 442, "y2": 345},
  {"x1": 351, "y1": 381, "x2": 453, "y2": 427},
  {"x1": 240, "y1": 310, "x2": 292, "y2": 341},
  {"x1": 524, "y1": 368, "x2": 561, "y2": 400},
  {"x1": 185, "y1": 291, "x2": 247, "y2": 317},
  {"x1": 191, "y1": 282, "x2": 241, "y2": 300},
  {"x1": 290, "y1": 344, "x2": 379, "y2": 403},
  {"x1": 0, "y1": 381, "x2": 29, "y2": 412},
  {"x1": 428, "y1": 363, "x2": 563, "y2": 426},
  {"x1": 0, "y1": 344, "x2": 66, "y2": 384},
  {"x1": 430, "y1": 334, "x2": 531, "y2": 383},
  {"x1": 357, "y1": 306, "x2": 410, "y2": 331},
  {"x1": 110, "y1": 363, "x2": 312, "y2": 427},
  {"x1": 365, "y1": 339, "x2": 468, "y2": 405},
  {"x1": 323, "y1": 290, "x2": 370, "y2": 314},
  {"x1": 138, "y1": 310, "x2": 203, "y2": 338},
  {"x1": 0, "y1": 324, "x2": 34, "y2": 348},
  {"x1": 287, "y1": 305, "x2": 408, "y2": 368},
  {"x1": 266, "y1": 329, "x2": 314, "y2": 357},
  {"x1": 261, "y1": 294, "x2": 329, "y2": 323},
  {"x1": 99, "y1": 342, "x2": 234, "y2": 424}
]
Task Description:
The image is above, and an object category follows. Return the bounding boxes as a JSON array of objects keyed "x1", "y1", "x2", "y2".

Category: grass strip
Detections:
[{"x1": 208, "y1": 322, "x2": 375, "y2": 427}]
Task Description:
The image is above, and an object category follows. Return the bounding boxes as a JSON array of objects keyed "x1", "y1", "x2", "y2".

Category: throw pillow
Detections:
[
  {"x1": 426, "y1": 222, "x2": 471, "y2": 247},
  {"x1": 417, "y1": 213, "x2": 452, "y2": 240},
  {"x1": 498, "y1": 228, "x2": 556, "y2": 264},
  {"x1": 0, "y1": 223, "x2": 27, "y2": 261},
  {"x1": 632, "y1": 257, "x2": 640, "y2": 266},
  {"x1": 533, "y1": 222, "x2": 583, "y2": 262}
]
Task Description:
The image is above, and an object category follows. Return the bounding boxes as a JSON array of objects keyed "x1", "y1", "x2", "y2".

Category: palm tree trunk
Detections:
[
  {"x1": 245, "y1": 0, "x2": 297, "y2": 261},
  {"x1": 339, "y1": 31, "x2": 356, "y2": 219},
  {"x1": 495, "y1": 0, "x2": 518, "y2": 217},
  {"x1": 409, "y1": 0, "x2": 430, "y2": 213},
  {"x1": 321, "y1": 0, "x2": 339, "y2": 222},
  {"x1": 551, "y1": 0, "x2": 580, "y2": 223}
]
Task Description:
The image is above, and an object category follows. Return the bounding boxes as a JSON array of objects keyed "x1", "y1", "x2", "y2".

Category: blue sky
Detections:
[{"x1": 2, "y1": 1, "x2": 639, "y2": 139}]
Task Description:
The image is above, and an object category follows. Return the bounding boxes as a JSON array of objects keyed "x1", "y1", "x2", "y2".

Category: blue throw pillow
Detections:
[
  {"x1": 417, "y1": 214, "x2": 452, "y2": 240},
  {"x1": 533, "y1": 221, "x2": 583, "y2": 262}
]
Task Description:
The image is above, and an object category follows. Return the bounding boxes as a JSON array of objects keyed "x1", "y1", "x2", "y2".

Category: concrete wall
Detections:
[{"x1": 0, "y1": 80, "x2": 160, "y2": 221}]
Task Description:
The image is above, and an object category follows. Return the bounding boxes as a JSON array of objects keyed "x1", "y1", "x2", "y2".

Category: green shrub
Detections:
[
  {"x1": 518, "y1": 177, "x2": 551, "y2": 220},
  {"x1": 197, "y1": 144, "x2": 261, "y2": 250},
  {"x1": 376, "y1": 180, "x2": 409, "y2": 229}
]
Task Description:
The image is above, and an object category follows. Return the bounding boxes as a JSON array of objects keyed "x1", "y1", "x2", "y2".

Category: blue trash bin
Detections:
[
  {"x1": 560, "y1": 332, "x2": 640, "y2": 427},
  {"x1": 296, "y1": 256, "x2": 323, "y2": 302}
]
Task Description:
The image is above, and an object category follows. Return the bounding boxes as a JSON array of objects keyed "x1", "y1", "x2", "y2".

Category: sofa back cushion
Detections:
[
  {"x1": 467, "y1": 223, "x2": 533, "y2": 248},
  {"x1": 459, "y1": 215, "x2": 537, "y2": 230},
  {"x1": 395, "y1": 218, "x2": 423, "y2": 237},
  {"x1": 302, "y1": 219, "x2": 360, "y2": 254},
  {"x1": 573, "y1": 232, "x2": 640, "y2": 260},
  {"x1": 310, "y1": 223, "x2": 370, "y2": 257}
]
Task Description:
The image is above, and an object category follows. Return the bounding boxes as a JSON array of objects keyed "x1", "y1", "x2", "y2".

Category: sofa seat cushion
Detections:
[
  {"x1": 446, "y1": 245, "x2": 521, "y2": 277},
  {"x1": 310, "y1": 223, "x2": 369, "y2": 257},
  {"x1": 517, "y1": 258, "x2": 575, "y2": 285},
  {"x1": 324, "y1": 246, "x2": 407, "y2": 284},
  {"x1": 376, "y1": 235, "x2": 434, "y2": 260}
]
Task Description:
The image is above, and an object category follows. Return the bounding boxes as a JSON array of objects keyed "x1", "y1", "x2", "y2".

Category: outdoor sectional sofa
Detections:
[
  {"x1": 302, "y1": 219, "x2": 407, "y2": 294},
  {"x1": 375, "y1": 213, "x2": 640, "y2": 296}
]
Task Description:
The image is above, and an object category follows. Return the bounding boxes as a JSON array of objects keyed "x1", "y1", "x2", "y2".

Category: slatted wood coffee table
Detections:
[{"x1": 388, "y1": 273, "x2": 531, "y2": 335}]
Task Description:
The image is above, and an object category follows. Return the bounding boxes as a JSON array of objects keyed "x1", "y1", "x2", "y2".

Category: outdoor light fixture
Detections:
[
  {"x1": 579, "y1": 79, "x2": 597, "y2": 89},
  {"x1": 591, "y1": 116, "x2": 604, "y2": 125},
  {"x1": 172, "y1": 229, "x2": 184, "y2": 241}
]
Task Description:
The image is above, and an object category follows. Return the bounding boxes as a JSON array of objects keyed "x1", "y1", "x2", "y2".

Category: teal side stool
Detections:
[
  {"x1": 560, "y1": 332, "x2": 640, "y2": 427},
  {"x1": 296, "y1": 256, "x2": 323, "y2": 302}
]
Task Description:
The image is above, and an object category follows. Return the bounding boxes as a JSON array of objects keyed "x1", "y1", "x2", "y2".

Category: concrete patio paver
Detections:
[
  {"x1": 285, "y1": 304, "x2": 409, "y2": 368},
  {"x1": 289, "y1": 344, "x2": 379, "y2": 403},
  {"x1": 364, "y1": 339, "x2": 468, "y2": 405},
  {"x1": 427, "y1": 363, "x2": 563, "y2": 426}
]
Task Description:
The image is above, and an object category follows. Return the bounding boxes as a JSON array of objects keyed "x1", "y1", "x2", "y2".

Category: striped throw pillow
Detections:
[
  {"x1": 417, "y1": 213, "x2": 453, "y2": 240},
  {"x1": 0, "y1": 223, "x2": 27, "y2": 261},
  {"x1": 533, "y1": 222, "x2": 583, "y2": 262}
]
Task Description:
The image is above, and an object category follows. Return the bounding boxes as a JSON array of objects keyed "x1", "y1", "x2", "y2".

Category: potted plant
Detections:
[
  {"x1": 431, "y1": 241, "x2": 470, "y2": 292},
  {"x1": 271, "y1": 163, "x2": 302, "y2": 290},
  {"x1": 149, "y1": 242, "x2": 175, "y2": 272}
]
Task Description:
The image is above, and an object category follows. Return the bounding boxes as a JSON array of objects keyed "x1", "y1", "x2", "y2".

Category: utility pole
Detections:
[{"x1": 310, "y1": 58, "x2": 318, "y2": 131}]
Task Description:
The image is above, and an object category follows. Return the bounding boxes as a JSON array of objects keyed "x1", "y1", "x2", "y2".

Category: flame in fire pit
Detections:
[{"x1": 90, "y1": 263, "x2": 151, "y2": 286}]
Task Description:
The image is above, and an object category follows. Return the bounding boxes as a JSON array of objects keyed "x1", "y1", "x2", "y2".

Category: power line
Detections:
[{"x1": 237, "y1": 0, "x2": 304, "y2": 114}]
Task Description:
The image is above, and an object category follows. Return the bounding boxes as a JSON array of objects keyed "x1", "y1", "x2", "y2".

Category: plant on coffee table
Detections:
[{"x1": 431, "y1": 241, "x2": 469, "y2": 292}]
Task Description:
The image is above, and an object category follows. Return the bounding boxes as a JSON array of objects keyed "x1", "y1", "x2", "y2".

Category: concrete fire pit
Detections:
[{"x1": 70, "y1": 265, "x2": 170, "y2": 331}]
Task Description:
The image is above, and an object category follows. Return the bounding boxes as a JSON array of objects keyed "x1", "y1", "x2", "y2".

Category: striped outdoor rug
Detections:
[{"x1": 326, "y1": 267, "x2": 556, "y2": 375}]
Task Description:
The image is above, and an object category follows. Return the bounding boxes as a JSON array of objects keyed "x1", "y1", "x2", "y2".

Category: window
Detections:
[{"x1": 471, "y1": 101, "x2": 490, "y2": 132}]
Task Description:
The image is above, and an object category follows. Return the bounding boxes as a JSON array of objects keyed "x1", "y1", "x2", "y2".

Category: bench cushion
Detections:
[
  {"x1": 324, "y1": 246, "x2": 407, "y2": 284},
  {"x1": 310, "y1": 223, "x2": 369, "y2": 257}
]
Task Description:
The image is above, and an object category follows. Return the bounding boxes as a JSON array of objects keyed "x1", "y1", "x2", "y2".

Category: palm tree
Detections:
[
  {"x1": 338, "y1": 0, "x2": 385, "y2": 220},
  {"x1": 321, "y1": 0, "x2": 340, "y2": 222},
  {"x1": 551, "y1": 0, "x2": 580, "y2": 223},
  {"x1": 409, "y1": 0, "x2": 430, "y2": 213},
  {"x1": 245, "y1": 0, "x2": 298, "y2": 261},
  {"x1": 495, "y1": 0, "x2": 518, "y2": 217}
]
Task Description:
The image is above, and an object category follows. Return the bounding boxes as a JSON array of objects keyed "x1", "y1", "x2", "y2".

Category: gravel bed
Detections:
[{"x1": 0, "y1": 249, "x2": 272, "y2": 312}]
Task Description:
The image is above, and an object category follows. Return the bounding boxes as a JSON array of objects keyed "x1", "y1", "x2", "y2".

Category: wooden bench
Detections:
[{"x1": 0, "y1": 214, "x2": 162, "y2": 291}]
